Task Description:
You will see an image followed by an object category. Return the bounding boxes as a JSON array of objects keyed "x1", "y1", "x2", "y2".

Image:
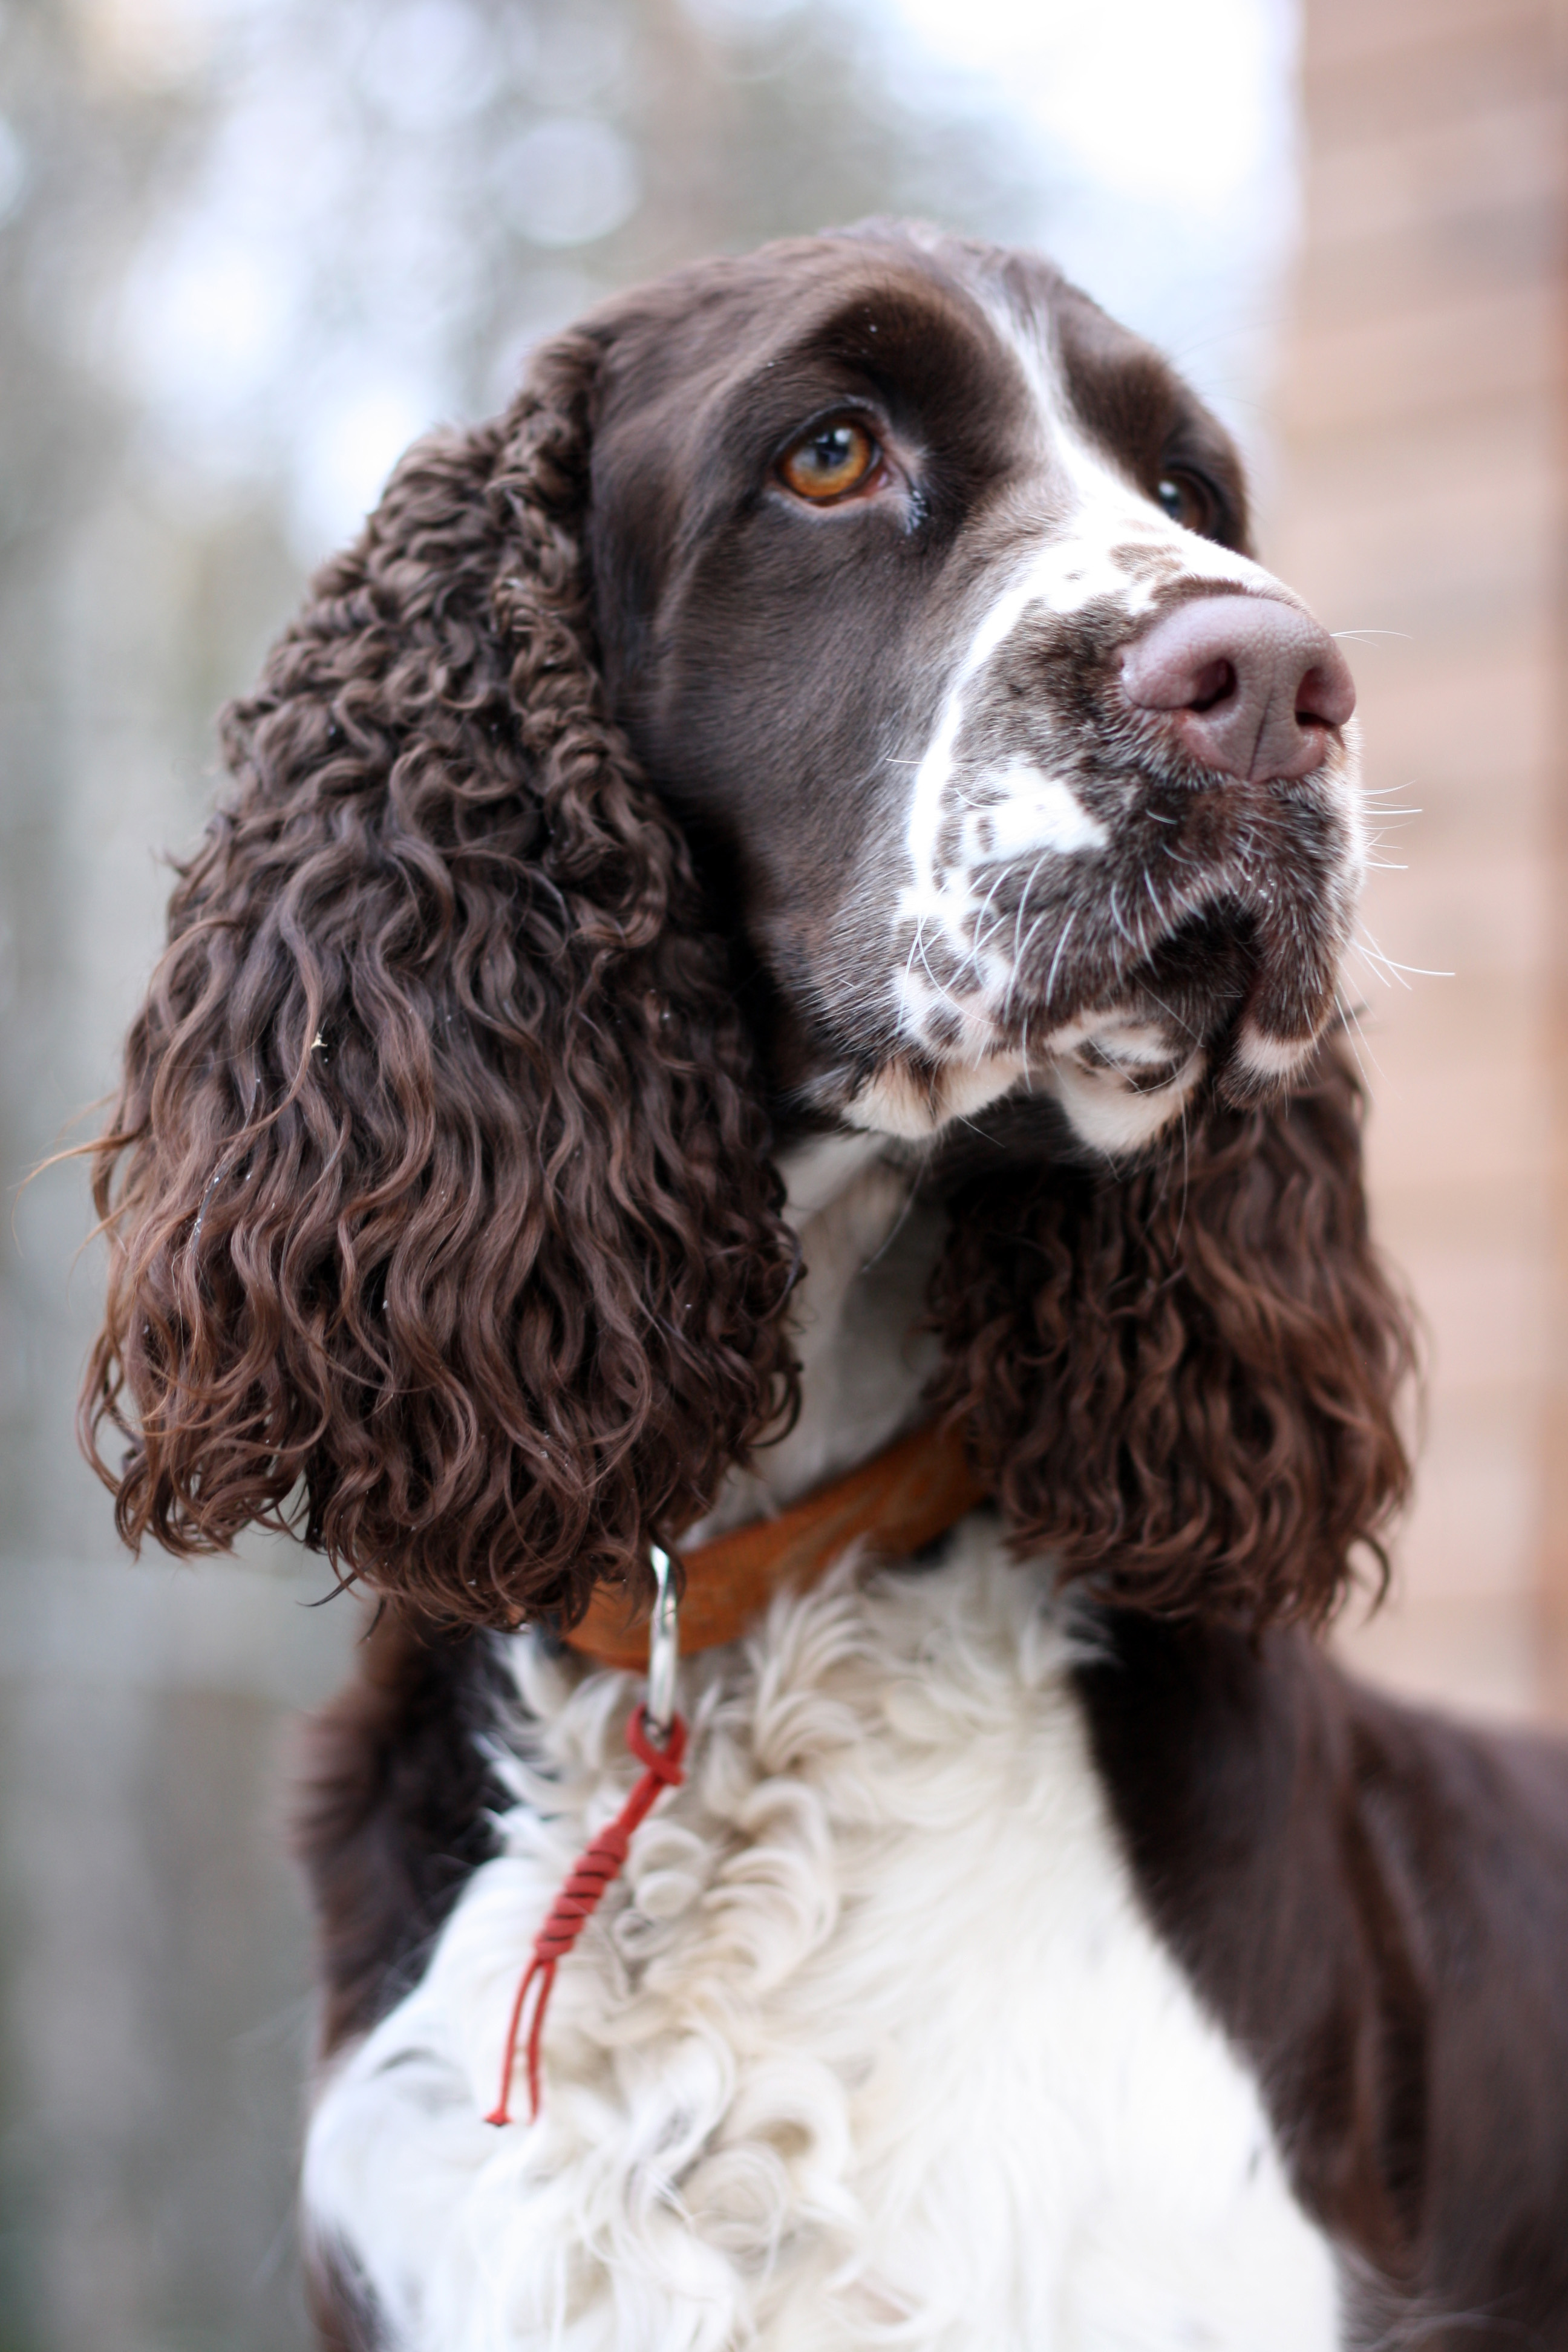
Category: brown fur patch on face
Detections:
[{"x1": 1048, "y1": 278, "x2": 1252, "y2": 554}]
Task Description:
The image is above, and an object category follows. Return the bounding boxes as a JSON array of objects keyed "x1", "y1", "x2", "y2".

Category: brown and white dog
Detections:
[{"x1": 86, "y1": 226, "x2": 1568, "y2": 2348}]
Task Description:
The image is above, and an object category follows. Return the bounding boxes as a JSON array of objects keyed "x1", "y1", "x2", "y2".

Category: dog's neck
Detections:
[{"x1": 690, "y1": 1133, "x2": 945, "y2": 1541}]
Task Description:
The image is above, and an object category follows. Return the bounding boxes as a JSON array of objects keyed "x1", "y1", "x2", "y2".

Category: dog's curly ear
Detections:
[
  {"x1": 82, "y1": 332, "x2": 799, "y2": 1629},
  {"x1": 930, "y1": 1037, "x2": 1416, "y2": 1629}
]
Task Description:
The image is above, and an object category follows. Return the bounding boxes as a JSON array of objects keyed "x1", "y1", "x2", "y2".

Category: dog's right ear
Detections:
[{"x1": 82, "y1": 332, "x2": 799, "y2": 1630}]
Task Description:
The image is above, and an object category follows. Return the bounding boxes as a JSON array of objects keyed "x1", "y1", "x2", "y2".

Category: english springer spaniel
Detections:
[{"x1": 85, "y1": 225, "x2": 1568, "y2": 2348}]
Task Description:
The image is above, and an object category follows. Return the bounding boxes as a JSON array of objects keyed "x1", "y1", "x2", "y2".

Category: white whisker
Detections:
[
  {"x1": 1003, "y1": 852, "x2": 1052, "y2": 1018},
  {"x1": 1356, "y1": 925, "x2": 1452, "y2": 984},
  {"x1": 1043, "y1": 907, "x2": 1078, "y2": 1010},
  {"x1": 1336, "y1": 987, "x2": 1388, "y2": 1092},
  {"x1": 969, "y1": 862, "x2": 1011, "y2": 973}
]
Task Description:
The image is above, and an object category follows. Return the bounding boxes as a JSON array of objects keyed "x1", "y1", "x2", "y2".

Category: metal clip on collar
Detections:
[
  {"x1": 646, "y1": 1543, "x2": 680, "y2": 1740},
  {"x1": 484, "y1": 1538, "x2": 688, "y2": 2128}
]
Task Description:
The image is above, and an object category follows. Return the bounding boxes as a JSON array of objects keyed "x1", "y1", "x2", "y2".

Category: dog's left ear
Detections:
[
  {"x1": 931, "y1": 1036, "x2": 1416, "y2": 1628},
  {"x1": 82, "y1": 330, "x2": 799, "y2": 1630}
]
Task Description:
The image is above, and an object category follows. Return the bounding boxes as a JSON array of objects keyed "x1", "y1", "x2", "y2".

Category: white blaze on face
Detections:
[
  {"x1": 886, "y1": 298, "x2": 1361, "y2": 1140},
  {"x1": 897, "y1": 524, "x2": 1282, "y2": 1044},
  {"x1": 897, "y1": 531, "x2": 1155, "y2": 1014}
]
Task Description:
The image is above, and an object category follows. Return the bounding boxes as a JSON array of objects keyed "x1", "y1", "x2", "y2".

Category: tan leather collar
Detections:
[{"x1": 564, "y1": 1420, "x2": 987, "y2": 1673}]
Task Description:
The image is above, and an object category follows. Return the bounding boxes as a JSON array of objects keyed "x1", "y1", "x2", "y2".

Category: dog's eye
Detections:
[
  {"x1": 779, "y1": 419, "x2": 880, "y2": 504},
  {"x1": 1155, "y1": 472, "x2": 1213, "y2": 535}
]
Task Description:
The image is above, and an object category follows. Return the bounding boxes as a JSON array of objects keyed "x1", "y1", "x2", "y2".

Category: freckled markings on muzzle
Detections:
[
  {"x1": 895, "y1": 766, "x2": 1357, "y2": 1109},
  {"x1": 889, "y1": 549, "x2": 1363, "y2": 1103}
]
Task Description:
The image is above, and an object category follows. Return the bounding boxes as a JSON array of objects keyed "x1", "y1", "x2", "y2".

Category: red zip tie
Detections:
[{"x1": 485, "y1": 1704, "x2": 688, "y2": 2126}]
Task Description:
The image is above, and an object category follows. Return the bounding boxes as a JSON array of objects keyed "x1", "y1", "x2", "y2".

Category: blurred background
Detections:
[{"x1": 1, "y1": 0, "x2": 1564, "y2": 2339}]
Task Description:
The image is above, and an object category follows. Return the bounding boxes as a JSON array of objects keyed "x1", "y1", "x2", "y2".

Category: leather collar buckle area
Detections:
[{"x1": 563, "y1": 1418, "x2": 987, "y2": 1673}]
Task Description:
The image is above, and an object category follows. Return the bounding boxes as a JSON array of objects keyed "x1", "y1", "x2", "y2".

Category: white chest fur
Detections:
[{"x1": 302, "y1": 1527, "x2": 1342, "y2": 2350}]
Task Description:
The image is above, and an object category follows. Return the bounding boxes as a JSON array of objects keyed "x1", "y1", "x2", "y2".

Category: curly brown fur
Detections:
[
  {"x1": 929, "y1": 1038, "x2": 1414, "y2": 1628},
  {"x1": 83, "y1": 229, "x2": 1414, "y2": 1639},
  {"x1": 82, "y1": 332, "x2": 799, "y2": 1629}
]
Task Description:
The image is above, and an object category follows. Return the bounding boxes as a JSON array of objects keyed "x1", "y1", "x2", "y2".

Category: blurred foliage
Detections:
[{"x1": 5, "y1": 0, "x2": 1037, "y2": 545}]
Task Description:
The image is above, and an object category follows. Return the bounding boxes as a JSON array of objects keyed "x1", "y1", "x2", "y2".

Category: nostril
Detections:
[
  {"x1": 1295, "y1": 662, "x2": 1355, "y2": 733},
  {"x1": 1189, "y1": 657, "x2": 1235, "y2": 716}
]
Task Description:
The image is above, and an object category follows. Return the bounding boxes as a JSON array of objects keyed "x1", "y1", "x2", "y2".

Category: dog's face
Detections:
[{"x1": 589, "y1": 230, "x2": 1361, "y2": 1156}]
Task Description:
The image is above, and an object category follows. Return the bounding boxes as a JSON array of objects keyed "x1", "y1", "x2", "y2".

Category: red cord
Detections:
[{"x1": 485, "y1": 1705, "x2": 688, "y2": 2126}]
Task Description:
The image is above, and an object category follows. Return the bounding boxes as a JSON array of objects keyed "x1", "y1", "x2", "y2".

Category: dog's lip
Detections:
[
  {"x1": 1070, "y1": 1037, "x2": 1194, "y2": 1095},
  {"x1": 1010, "y1": 895, "x2": 1259, "y2": 1045},
  {"x1": 1027, "y1": 892, "x2": 1335, "y2": 1102}
]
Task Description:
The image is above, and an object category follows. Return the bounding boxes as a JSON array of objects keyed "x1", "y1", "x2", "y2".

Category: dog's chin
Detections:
[
  {"x1": 837, "y1": 991, "x2": 1330, "y2": 1169},
  {"x1": 838, "y1": 1053, "x2": 1034, "y2": 1145},
  {"x1": 833, "y1": 879, "x2": 1344, "y2": 1158},
  {"x1": 1044, "y1": 1045, "x2": 1206, "y2": 1158},
  {"x1": 1213, "y1": 1018, "x2": 1329, "y2": 1109},
  {"x1": 831, "y1": 1035, "x2": 1183, "y2": 1159}
]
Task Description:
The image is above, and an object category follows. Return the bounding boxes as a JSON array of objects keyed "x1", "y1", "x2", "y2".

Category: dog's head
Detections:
[
  {"x1": 589, "y1": 228, "x2": 1361, "y2": 1156},
  {"x1": 85, "y1": 226, "x2": 1411, "y2": 1631}
]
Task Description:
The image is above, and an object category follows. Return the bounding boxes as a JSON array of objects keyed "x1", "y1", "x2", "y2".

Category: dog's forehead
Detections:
[
  {"x1": 590, "y1": 232, "x2": 1240, "y2": 523},
  {"x1": 592, "y1": 239, "x2": 1034, "y2": 471}
]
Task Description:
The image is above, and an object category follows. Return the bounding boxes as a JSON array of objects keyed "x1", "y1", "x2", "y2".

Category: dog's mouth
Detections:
[
  {"x1": 1097, "y1": 893, "x2": 1310, "y2": 1095},
  {"x1": 860, "y1": 639, "x2": 1363, "y2": 1149},
  {"x1": 871, "y1": 782, "x2": 1356, "y2": 1152},
  {"x1": 905, "y1": 785, "x2": 1350, "y2": 1048},
  {"x1": 1059, "y1": 804, "x2": 1350, "y2": 1068},
  {"x1": 841, "y1": 883, "x2": 1338, "y2": 1153},
  {"x1": 1044, "y1": 841, "x2": 1354, "y2": 1134},
  {"x1": 1022, "y1": 900, "x2": 1281, "y2": 1155},
  {"x1": 877, "y1": 568, "x2": 1364, "y2": 1154}
]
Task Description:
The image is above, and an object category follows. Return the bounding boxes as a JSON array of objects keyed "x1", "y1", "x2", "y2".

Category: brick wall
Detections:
[{"x1": 1269, "y1": 0, "x2": 1568, "y2": 1719}]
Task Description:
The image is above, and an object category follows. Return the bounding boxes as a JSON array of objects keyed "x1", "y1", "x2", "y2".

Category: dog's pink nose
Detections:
[{"x1": 1120, "y1": 595, "x2": 1355, "y2": 783}]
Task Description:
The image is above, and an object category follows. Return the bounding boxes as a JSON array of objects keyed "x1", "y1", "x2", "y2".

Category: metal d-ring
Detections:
[{"x1": 645, "y1": 1543, "x2": 681, "y2": 1743}]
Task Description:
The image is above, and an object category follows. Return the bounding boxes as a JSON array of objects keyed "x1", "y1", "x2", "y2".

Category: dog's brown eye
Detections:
[
  {"x1": 1156, "y1": 472, "x2": 1212, "y2": 535},
  {"x1": 779, "y1": 419, "x2": 880, "y2": 504}
]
